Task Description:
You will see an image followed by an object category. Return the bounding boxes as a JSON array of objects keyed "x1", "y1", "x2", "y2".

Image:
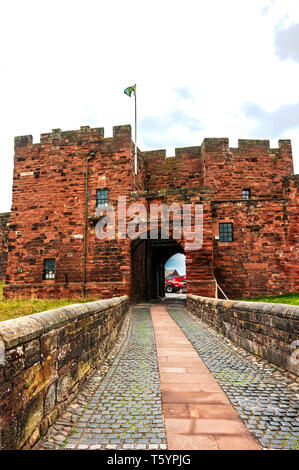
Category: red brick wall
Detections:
[
  {"x1": 5, "y1": 126, "x2": 135, "y2": 298},
  {"x1": 281, "y1": 175, "x2": 299, "y2": 293},
  {"x1": 212, "y1": 199, "x2": 293, "y2": 298},
  {"x1": 0, "y1": 213, "x2": 10, "y2": 282},
  {"x1": 143, "y1": 146, "x2": 203, "y2": 192},
  {"x1": 4, "y1": 127, "x2": 298, "y2": 300},
  {"x1": 202, "y1": 138, "x2": 293, "y2": 201}
]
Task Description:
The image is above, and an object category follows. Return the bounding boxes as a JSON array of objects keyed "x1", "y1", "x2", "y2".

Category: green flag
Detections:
[
  {"x1": 124, "y1": 85, "x2": 135, "y2": 97},
  {"x1": 124, "y1": 83, "x2": 137, "y2": 176}
]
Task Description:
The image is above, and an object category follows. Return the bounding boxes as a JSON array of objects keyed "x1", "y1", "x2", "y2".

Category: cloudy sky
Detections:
[
  {"x1": 0, "y1": 0, "x2": 298, "y2": 213},
  {"x1": 165, "y1": 254, "x2": 186, "y2": 276}
]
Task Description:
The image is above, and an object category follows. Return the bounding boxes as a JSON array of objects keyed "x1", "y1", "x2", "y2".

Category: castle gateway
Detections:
[{"x1": 3, "y1": 124, "x2": 299, "y2": 300}]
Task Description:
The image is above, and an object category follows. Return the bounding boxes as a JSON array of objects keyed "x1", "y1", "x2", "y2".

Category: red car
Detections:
[{"x1": 165, "y1": 275, "x2": 186, "y2": 293}]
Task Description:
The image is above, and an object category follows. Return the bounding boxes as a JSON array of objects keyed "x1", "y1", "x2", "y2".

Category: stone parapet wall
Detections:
[
  {"x1": 0, "y1": 295, "x2": 129, "y2": 449},
  {"x1": 187, "y1": 294, "x2": 299, "y2": 378}
]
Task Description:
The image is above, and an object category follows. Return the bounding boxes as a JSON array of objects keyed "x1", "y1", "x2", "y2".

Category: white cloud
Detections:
[
  {"x1": 0, "y1": 0, "x2": 298, "y2": 212},
  {"x1": 165, "y1": 254, "x2": 186, "y2": 276},
  {"x1": 242, "y1": 101, "x2": 299, "y2": 136},
  {"x1": 275, "y1": 23, "x2": 299, "y2": 63}
]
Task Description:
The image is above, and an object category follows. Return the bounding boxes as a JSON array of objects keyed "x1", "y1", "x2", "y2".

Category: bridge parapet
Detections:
[
  {"x1": 187, "y1": 294, "x2": 299, "y2": 380},
  {"x1": 0, "y1": 296, "x2": 129, "y2": 449}
]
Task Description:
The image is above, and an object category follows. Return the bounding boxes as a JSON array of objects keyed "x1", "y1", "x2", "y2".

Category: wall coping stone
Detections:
[
  {"x1": 0, "y1": 296, "x2": 128, "y2": 347},
  {"x1": 0, "y1": 316, "x2": 44, "y2": 348},
  {"x1": 187, "y1": 294, "x2": 299, "y2": 320},
  {"x1": 30, "y1": 308, "x2": 74, "y2": 333}
]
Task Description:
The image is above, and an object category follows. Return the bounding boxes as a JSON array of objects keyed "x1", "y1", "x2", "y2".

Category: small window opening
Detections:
[
  {"x1": 43, "y1": 259, "x2": 55, "y2": 280},
  {"x1": 219, "y1": 223, "x2": 234, "y2": 242},
  {"x1": 242, "y1": 188, "x2": 251, "y2": 200},
  {"x1": 96, "y1": 189, "x2": 109, "y2": 207}
]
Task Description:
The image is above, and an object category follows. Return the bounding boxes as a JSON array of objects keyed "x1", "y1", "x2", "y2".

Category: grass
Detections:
[
  {"x1": 239, "y1": 292, "x2": 299, "y2": 306},
  {"x1": 0, "y1": 282, "x2": 98, "y2": 322}
]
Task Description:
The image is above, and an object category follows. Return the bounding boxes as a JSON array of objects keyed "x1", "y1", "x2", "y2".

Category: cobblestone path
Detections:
[
  {"x1": 36, "y1": 301, "x2": 299, "y2": 451},
  {"x1": 38, "y1": 306, "x2": 166, "y2": 450},
  {"x1": 167, "y1": 305, "x2": 299, "y2": 450}
]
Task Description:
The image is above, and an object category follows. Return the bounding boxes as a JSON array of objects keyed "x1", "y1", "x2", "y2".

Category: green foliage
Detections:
[
  {"x1": 239, "y1": 292, "x2": 299, "y2": 306},
  {"x1": 0, "y1": 282, "x2": 98, "y2": 322}
]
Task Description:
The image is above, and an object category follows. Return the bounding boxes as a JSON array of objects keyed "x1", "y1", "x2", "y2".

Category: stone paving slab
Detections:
[
  {"x1": 151, "y1": 304, "x2": 261, "y2": 450},
  {"x1": 167, "y1": 304, "x2": 299, "y2": 450}
]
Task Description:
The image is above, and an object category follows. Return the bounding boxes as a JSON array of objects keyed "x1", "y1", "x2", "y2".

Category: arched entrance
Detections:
[{"x1": 130, "y1": 237, "x2": 185, "y2": 300}]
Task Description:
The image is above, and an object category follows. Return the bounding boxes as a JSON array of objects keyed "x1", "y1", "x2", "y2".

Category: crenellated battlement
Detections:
[
  {"x1": 14, "y1": 125, "x2": 292, "y2": 157},
  {"x1": 12, "y1": 123, "x2": 294, "y2": 202},
  {"x1": 14, "y1": 124, "x2": 132, "y2": 147},
  {"x1": 141, "y1": 137, "x2": 292, "y2": 160},
  {"x1": 175, "y1": 146, "x2": 201, "y2": 156},
  {"x1": 14, "y1": 135, "x2": 33, "y2": 147}
]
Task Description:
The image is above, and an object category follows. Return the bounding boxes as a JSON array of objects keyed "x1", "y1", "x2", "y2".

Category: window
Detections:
[
  {"x1": 242, "y1": 188, "x2": 251, "y2": 200},
  {"x1": 219, "y1": 223, "x2": 234, "y2": 242},
  {"x1": 43, "y1": 259, "x2": 55, "y2": 280},
  {"x1": 96, "y1": 189, "x2": 109, "y2": 207}
]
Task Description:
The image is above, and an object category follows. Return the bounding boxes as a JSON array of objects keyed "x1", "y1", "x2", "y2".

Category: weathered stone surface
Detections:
[
  {"x1": 4, "y1": 345, "x2": 25, "y2": 379},
  {"x1": 0, "y1": 296, "x2": 128, "y2": 449},
  {"x1": 0, "y1": 417, "x2": 17, "y2": 450},
  {"x1": 12, "y1": 362, "x2": 44, "y2": 409},
  {"x1": 41, "y1": 330, "x2": 57, "y2": 358},
  {"x1": 0, "y1": 379, "x2": 11, "y2": 399},
  {"x1": 44, "y1": 382, "x2": 56, "y2": 415},
  {"x1": 47, "y1": 408, "x2": 59, "y2": 426},
  {"x1": 0, "y1": 212, "x2": 10, "y2": 281},
  {"x1": 187, "y1": 294, "x2": 299, "y2": 377},
  {"x1": 57, "y1": 361, "x2": 78, "y2": 403},
  {"x1": 16, "y1": 393, "x2": 43, "y2": 448},
  {"x1": 27, "y1": 427, "x2": 40, "y2": 447},
  {"x1": 31, "y1": 308, "x2": 72, "y2": 333},
  {"x1": 0, "y1": 317, "x2": 43, "y2": 348},
  {"x1": 24, "y1": 339, "x2": 41, "y2": 368}
]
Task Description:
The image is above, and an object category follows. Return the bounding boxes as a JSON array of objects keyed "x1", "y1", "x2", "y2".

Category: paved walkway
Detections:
[
  {"x1": 167, "y1": 304, "x2": 299, "y2": 450},
  {"x1": 151, "y1": 305, "x2": 260, "y2": 450},
  {"x1": 36, "y1": 301, "x2": 299, "y2": 450},
  {"x1": 37, "y1": 306, "x2": 167, "y2": 450}
]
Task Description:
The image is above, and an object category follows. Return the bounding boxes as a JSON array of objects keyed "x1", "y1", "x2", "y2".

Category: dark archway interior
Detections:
[{"x1": 131, "y1": 237, "x2": 185, "y2": 300}]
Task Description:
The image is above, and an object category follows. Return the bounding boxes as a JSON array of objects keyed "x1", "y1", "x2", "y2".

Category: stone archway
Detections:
[{"x1": 130, "y1": 237, "x2": 185, "y2": 300}]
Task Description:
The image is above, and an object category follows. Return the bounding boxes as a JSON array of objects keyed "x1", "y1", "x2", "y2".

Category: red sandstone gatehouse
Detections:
[{"x1": 2, "y1": 124, "x2": 298, "y2": 300}]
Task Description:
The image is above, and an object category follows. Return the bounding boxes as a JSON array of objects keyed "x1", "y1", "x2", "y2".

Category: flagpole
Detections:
[{"x1": 134, "y1": 83, "x2": 137, "y2": 175}]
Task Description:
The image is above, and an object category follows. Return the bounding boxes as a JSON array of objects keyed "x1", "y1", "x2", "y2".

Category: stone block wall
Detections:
[
  {"x1": 142, "y1": 146, "x2": 203, "y2": 191},
  {"x1": 0, "y1": 213, "x2": 10, "y2": 282},
  {"x1": 0, "y1": 295, "x2": 129, "y2": 449},
  {"x1": 5, "y1": 125, "x2": 137, "y2": 299},
  {"x1": 187, "y1": 294, "x2": 299, "y2": 378},
  {"x1": 211, "y1": 199, "x2": 294, "y2": 297},
  {"x1": 202, "y1": 138, "x2": 293, "y2": 201},
  {"x1": 4, "y1": 125, "x2": 297, "y2": 301}
]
